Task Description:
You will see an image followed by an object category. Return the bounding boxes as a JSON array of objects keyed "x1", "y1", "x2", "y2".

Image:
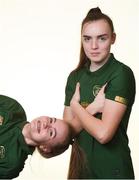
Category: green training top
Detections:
[
  {"x1": 0, "y1": 95, "x2": 35, "y2": 179},
  {"x1": 64, "y1": 53, "x2": 136, "y2": 179}
]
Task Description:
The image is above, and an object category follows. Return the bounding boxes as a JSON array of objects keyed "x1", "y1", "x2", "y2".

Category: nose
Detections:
[
  {"x1": 91, "y1": 39, "x2": 98, "y2": 49},
  {"x1": 43, "y1": 121, "x2": 50, "y2": 129}
]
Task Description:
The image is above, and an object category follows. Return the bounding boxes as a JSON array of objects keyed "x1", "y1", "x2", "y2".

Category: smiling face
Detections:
[
  {"x1": 82, "y1": 19, "x2": 116, "y2": 66},
  {"x1": 28, "y1": 116, "x2": 69, "y2": 147}
]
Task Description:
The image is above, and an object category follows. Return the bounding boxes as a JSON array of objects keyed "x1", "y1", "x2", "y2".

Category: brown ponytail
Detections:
[
  {"x1": 83, "y1": 7, "x2": 114, "y2": 32},
  {"x1": 86, "y1": 7, "x2": 102, "y2": 18},
  {"x1": 67, "y1": 139, "x2": 89, "y2": 179}
]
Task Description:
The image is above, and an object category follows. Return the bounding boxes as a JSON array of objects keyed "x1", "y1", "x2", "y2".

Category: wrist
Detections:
[
  {"x1": 70, "y1": 100, "x2": 79, "y2": 108},
  {"x1": 86, "y1": 104, "x2": 97, "y2": 115}
]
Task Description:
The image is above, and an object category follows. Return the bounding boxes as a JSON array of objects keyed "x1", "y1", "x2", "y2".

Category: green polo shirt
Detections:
[
  {"x1": 64, "y1": 54, "x2": 135, "y2": 179},
  {"x1": 0, "y1": 95, "x2": 35, "y2": 179}
]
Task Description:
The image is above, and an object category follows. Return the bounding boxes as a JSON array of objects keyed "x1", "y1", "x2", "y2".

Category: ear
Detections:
[
  {"x1": 39, "y1": 145, "x2": 51, "y2": 153},
  {"x1": 111, "y1": 33, "x2": 116, "y2": 44}
]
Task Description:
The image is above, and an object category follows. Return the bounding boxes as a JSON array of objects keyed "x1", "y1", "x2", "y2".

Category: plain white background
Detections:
[{"x1": 0, "y1": 0, "x2": 138, "y2": 179}]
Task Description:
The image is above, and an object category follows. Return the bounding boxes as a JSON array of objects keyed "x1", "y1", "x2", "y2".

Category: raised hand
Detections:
[
  {"x1": 86, "y1": 84, "x2": 107, "y2": 115},
  {"x1": 70, "y1": 82, "x2": 80, "y2": 106}
]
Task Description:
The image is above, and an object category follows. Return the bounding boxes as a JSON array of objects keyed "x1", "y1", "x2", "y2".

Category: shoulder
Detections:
[
  {"x1": 0, "y1": 95, "x2": 25, "y2": 113},
  {"x1": 67, "y1": 68, "x2": 86, "y2": 82},
  {"x1": 112, "y1": 58, "x2": 135, "y2": 80},
  {"x1": 105, "y1": 58, "x2": 136, "y2": 106},
  {"x1": 0, "y1": 95, "x2": 27, "y2": 125},
  {"x1": 0, "y1": 95, "x2": 22, "y2": 107}
]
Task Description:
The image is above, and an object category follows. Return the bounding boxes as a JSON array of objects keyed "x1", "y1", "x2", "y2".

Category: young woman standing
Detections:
[{"x1": 64, "y1": 7, "x2": 136, "y2": 179}]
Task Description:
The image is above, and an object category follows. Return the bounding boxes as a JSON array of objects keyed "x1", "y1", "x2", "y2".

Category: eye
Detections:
[
  {"x1": 99, "y1": 36, "x2": 107, "y2": 41},
  {"x1": 49, "y1": 128, "x2": 56, "y2": 139},
  {"x1": 49, "y1": 117, "x2": 56, "y2": 124},
  {"x1": 84, "y1": 36, "x2": 91, "y2": 42},
  {"x1": 50, "y1": 130, "x2": 53, "y2": 137}
]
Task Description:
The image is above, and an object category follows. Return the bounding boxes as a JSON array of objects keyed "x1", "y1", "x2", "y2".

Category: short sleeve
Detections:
[
  {"x1": 64, "y1": 72, "x2": 77, "y2": 106},
  {"x1": 105, "y1": 65, "x2": 136, "y2": 106}
]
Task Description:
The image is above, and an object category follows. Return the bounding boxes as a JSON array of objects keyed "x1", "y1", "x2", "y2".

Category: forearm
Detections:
[
  {"x1": 69, "y1": 82, "x2": 126, "y2": 144},
  {"x1": 71, "y1": 101, "x2": 106, "y2": 143},
  {"x1": 71, "y1": 99, "x2": 127, "y2": 144},
  {"x1": 86, "y1": 103, "x2": 98, "y2": 115},
  {"x1": 66, "y1": 117, "x2": 83, "y2": 137},
  {"x1": 63, "y1": 107, "x2": 83, "y2": 137}
]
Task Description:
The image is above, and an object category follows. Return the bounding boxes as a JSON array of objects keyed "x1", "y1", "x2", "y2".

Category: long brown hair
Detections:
[
  {"x1": 67, "y1": 139, "x2": 89, "y2": 179},
  {"x1": 73, "y1": 7, "x2": 115, "y2": 72},
  {"x1": 38, "y1": 122, "x2": 88, "y2": 179}
]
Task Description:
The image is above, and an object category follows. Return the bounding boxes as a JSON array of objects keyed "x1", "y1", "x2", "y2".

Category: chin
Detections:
[{"x1": 90, "y1": 58, "x2": 102, "y2": 63}]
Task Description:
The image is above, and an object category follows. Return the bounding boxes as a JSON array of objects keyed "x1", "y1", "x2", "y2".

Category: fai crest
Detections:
[
  {"x1": 0, "y1": 146, "x2": 5, "y2": 159},
  {"x1": 92, "y1": 85, "x2": 101, "y2": 97},
  {"x1": 0, "y1": 115, "x2": 4, "y2": 125}
]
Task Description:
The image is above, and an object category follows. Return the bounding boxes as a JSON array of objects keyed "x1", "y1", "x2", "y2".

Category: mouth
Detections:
[
  {"x1": 37, "y1": 120, "x2": 41, "y2": 133},
  {"x1": 90, "y1": 52, "x2": 100, "y2": 57}
]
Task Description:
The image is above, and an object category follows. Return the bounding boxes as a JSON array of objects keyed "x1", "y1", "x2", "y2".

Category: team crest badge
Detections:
[
  {"x1": 0, "y1": 146, "x2": 5, "y2": 159},
  {"x1": 92, "y1": 85, "x2": 101, "y2": 97},
  {"x1": 0, "y1": 115, "x2": 4, "y2": 125}
]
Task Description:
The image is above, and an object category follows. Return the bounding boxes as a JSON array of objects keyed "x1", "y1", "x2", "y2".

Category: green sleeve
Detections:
[
  {"x1": 64, "y1": 72, "x2": 77, "y2": 106},
  {"x1": 105, "y1": 65, "x2": 136, "y2": 106}
]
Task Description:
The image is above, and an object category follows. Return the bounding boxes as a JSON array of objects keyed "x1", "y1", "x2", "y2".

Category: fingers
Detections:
[
  {"x1": 98, "y1": 83, "x2": 107, "y2": 94},
  {"x1": 102, "y1": 83, "x2": 107, "y2": 90},
  {"x1": 75, "y1": 82, "x2": 80, "y2": 92},
  {"x1": 76, "y1": 82, "x2": 80, "y2": 88}
]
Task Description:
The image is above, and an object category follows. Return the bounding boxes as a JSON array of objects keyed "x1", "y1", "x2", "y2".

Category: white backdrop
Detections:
[{"x1": 0, "y1": 0, "x2": 138, "y2": 179}]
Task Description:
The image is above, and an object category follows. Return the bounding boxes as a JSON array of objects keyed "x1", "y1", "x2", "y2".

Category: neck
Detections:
[
  {"x1": 90, "y1": 54, "x2": 110, "y2": 72},
  {"x1": 22, "y1": 123, "x2": 37, "y2": 146}
]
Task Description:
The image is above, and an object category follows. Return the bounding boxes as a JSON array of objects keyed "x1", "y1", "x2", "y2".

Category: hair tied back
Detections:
[
  {"x1": 87, "y1": 7, "x2": 102, "y2": 16},
  {"x1": 70, "y1": 139, "x2": 74, "y2": 145}
]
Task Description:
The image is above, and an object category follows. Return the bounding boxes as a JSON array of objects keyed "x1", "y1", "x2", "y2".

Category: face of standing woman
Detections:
[{"x1": 82, "y1": 19, "x2": 116, "y2": 65}]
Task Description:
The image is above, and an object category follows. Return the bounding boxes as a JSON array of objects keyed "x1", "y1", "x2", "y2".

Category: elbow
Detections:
[
  {"x1": 98, "y1": 137, "x2": 110, "y2": 144},
  {"x1": 96, "y1": 131, "x2": 113, "y2": 144}
]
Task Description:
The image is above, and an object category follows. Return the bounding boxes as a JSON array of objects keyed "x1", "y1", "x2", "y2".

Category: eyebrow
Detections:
[
  {"x1": 82, "y1": 34, "x2": 108, "y2": 38},
  {"x1": 82, "y1": 35, "x2": 91, "y2": 38},
  {"x1": 53, "y1": 118, "x2": 56, "y2": 123},
  {"x1": 50, "y1": 117, "x2": 56, "y2": 123},
  {"x1": 97, "y1": 34, "x2": 108, "y2": 38},
  {"x1": 53, "y1": 118, "x2": 57, "y2": 138}
]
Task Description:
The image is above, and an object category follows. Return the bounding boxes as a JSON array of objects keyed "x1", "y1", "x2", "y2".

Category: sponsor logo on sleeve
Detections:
[{"x1": 115, "y1": 96, "x2": 127, "y2": 105}]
